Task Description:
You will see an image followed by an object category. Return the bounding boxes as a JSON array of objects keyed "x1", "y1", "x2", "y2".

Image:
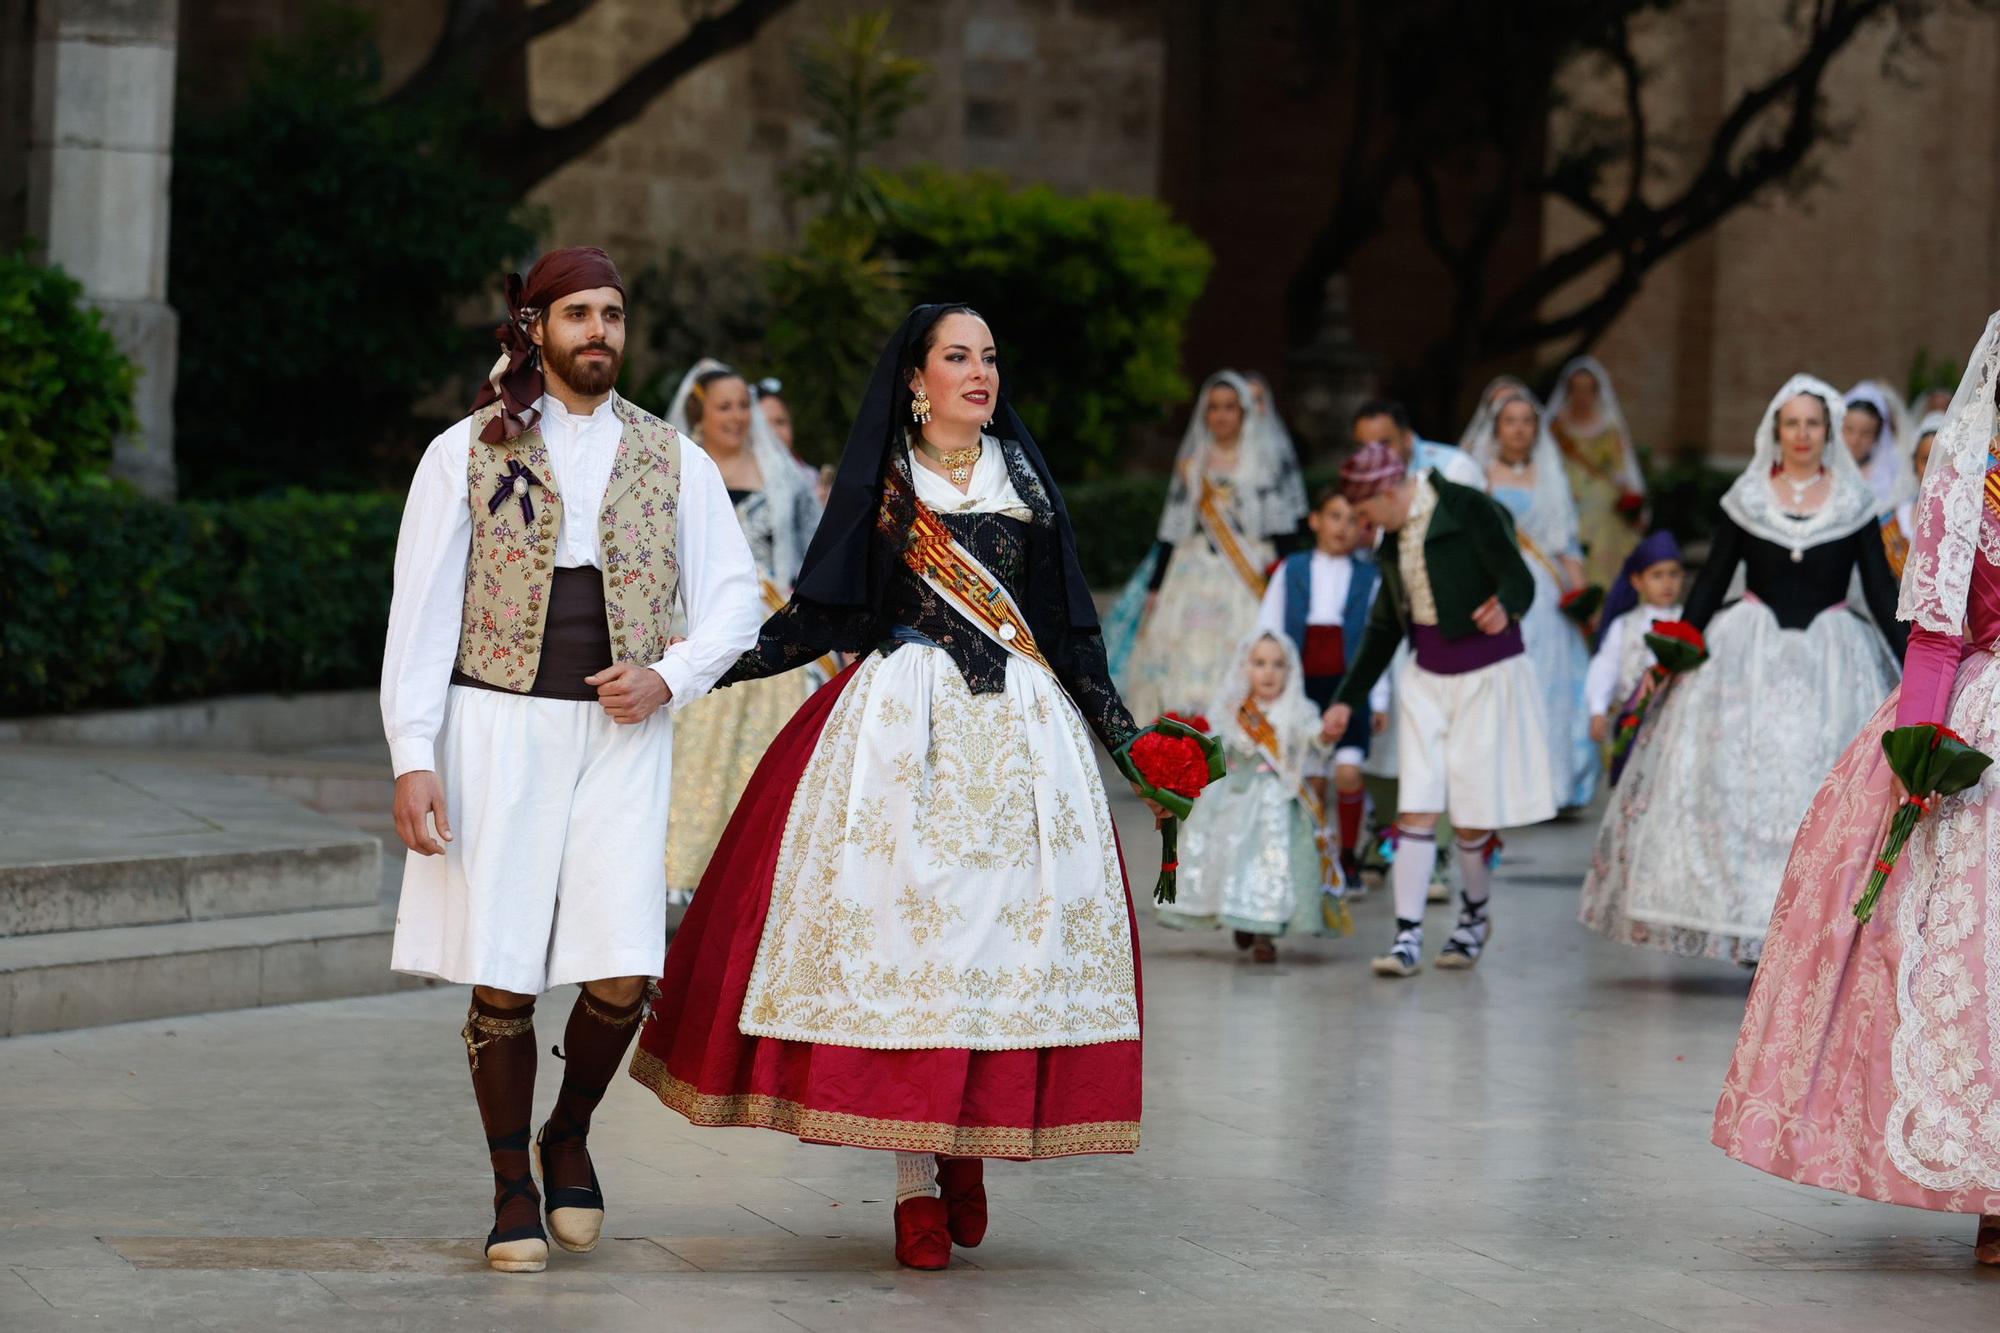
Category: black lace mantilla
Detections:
[{"x1": 720, "y1": 441, "x2": 1140, "y2": 752}]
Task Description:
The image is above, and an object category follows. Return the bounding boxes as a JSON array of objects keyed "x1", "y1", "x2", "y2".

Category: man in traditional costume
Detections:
[
  {"x1": 1322, "y1": 442, "x2": 1555, "y2": 978},
  {"x1": 380, "y1": 246, "x2": 762, "y2": 1273}
]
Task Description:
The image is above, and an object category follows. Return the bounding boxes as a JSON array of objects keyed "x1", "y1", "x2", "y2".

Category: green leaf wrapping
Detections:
[{"x1": 1856, "y1": 725, "x2": 1996, "y2": 924}]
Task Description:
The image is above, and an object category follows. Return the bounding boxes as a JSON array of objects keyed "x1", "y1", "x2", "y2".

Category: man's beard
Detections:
[{"x1": 544, "y1": 339, "x2": 622, "y2": 396}]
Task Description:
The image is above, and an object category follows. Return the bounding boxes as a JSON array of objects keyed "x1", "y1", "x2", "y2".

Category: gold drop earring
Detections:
[{"x1": 910, "y1": 385, "x2": 933, "y2": 425}]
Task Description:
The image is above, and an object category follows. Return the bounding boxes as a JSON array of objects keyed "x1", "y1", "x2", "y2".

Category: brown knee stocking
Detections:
[
  {"x1": 538, "y1": 986, "x2": 646, "y2": 1203},
  {"x1": 463, "y1": 995, "x2": 543, "y2": 1247}
]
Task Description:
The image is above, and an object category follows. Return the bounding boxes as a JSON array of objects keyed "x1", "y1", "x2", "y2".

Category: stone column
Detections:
[{"x1": 26, "y1": 0, "x2": 179, "y2": 499}]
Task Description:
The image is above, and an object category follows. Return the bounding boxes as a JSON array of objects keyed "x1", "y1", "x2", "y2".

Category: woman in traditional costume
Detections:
[
  {"x1": 1881, "y1": 410, "x2": 1949, "y2": 579},
  {"x1": 629, "y1": 305, "x2": 1157, "y2": 1271},
  {"x1": 1579, "y1": 375, "x2": 1905, "y2": 962},
  {"x1": 1157, "y1": 630, "x2": 1348, "y2": 960},
  {"x1": 1547, "y1": 356, "x2": 1648, "y2": 588},
  {"x1": 1845, "y1": 379, "x2": 1919, "y2": 517},
  {"x1": 1713, "y1": 314, "x2": 2000, "y2": 1265},
  {"x1": 1117, "y1": 371, "x2": 1308, "y2": 721},
  {"x1": 660, "y1": 361, "x2": 825, "y2": 902},
  {"x1": 1469, "y1": 389, "x2": 1598, "y2": 811}
]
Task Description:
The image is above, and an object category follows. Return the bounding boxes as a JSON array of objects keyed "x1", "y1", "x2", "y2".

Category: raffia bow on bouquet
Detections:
[
  {"x1": 1853, "y1": 723, "x2": 1994, "y2": 924},
  {"x1": 1114, "y1": 713, "x2": 1226, "y2": 904}
]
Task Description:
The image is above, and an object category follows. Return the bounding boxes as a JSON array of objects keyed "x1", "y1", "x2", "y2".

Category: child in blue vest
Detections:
[{"x1": 1257, "y1": 486, "x2": 1390, "y2": 886}]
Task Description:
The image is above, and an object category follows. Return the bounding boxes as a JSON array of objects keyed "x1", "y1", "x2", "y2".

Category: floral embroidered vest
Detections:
[{"x1": 455, "y1": 397, "x2": 683, "y2": 692}]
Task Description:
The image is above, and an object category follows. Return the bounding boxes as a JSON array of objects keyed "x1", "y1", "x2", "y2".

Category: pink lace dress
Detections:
[{"x1": 1712, "y1": 551, "x2": 2000, "y2": 1211}]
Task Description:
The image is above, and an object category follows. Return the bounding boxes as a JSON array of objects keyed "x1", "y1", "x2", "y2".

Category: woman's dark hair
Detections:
[
  {"x1": 684, "y1": 366, "x2": 743, "y2": 430},
  {"x1": 1767, "y1": 389, "x2": 1830, "y2": 445},
  {"x1": 1846, "y1": 400, "x2": 1884, "y2": 435}
]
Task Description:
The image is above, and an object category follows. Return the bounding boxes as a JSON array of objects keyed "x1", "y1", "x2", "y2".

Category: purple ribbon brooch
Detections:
[{"x1": 488, "y1": 458, "x2": 543, "y2": 525}]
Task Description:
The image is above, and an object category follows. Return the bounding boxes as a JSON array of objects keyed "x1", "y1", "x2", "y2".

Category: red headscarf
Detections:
[{"x1": 470, "y1": 246, "x2": 627, "y2": 445}]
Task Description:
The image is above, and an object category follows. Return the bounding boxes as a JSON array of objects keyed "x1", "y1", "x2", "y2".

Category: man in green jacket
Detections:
[{"x1": 1321, "y1": 442, "x2": 1556, "y2": 978}]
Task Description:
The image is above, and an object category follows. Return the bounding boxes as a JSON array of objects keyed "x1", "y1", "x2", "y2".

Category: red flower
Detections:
[
  {"x1": 1129, "y1": 731, "x2": 1214, "y2": 800},
  {"x1": 1650, "y1": 620, "x2": 1706, "y2": 652},
  {"x1": 1933, "y1": 724, "x2": 1968, "y2": 748},
  {"x1": 1616, "y1": 490, "x2": 1645, "y2": 515},
  {"x1": 1163, "y1": 711, "x2": 1211, "y2": 734}
]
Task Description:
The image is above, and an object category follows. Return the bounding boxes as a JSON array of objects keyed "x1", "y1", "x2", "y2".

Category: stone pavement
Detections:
[{"x1": 2, "y1": 801, "x2": 1996, "y2": 1332}]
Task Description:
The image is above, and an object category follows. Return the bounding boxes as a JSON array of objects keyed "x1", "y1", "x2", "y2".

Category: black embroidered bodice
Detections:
[
  {"x1": 721, "y1": 442, "x2": 1140, "y2": 752},
  {"x1": 1684, "y1": 510, "x2": 1908, "y2": 657}
]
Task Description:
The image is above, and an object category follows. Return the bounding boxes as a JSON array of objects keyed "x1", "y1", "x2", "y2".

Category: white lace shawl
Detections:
[
  {"x1": 1465, "y1": 388, "x2": 1582, "y2": 559},
  {"x1": 1718, "y1": 374, "x2": 1877, "y2": 556},
  {"x1": 1156, "y1": 371, "x2": 1308, "y2": 544},
  {"x1": 1897, "y1": 311, "x2": 2000, "y2": 638},
  {"x1": 666, "y1": 357, "x2": 820, "y2": 586},
  {"x1": 1206, "y1": 629, "x2": 1323, "y2": 794},
  {"x1": 1546, "y1": 355, "x2": 1645, "y2": 495},
  {"x1": 1846, "y1": 379, "x2": 1918, "y2": 514}
]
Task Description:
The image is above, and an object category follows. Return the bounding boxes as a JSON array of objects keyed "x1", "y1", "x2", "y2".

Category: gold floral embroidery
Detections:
[
  {"x1": 737, "y1": 652, "x2": 1137, "y2": 1050},
  {"x1": 998, "y1": 893, "x2": 1053, "y2": 948},
  {"x1": 896, "y1": 885, "x2": 966, "y2": 946},
  {"x1": 878, "y1": 696, "x2": 913, "y2": 727}
]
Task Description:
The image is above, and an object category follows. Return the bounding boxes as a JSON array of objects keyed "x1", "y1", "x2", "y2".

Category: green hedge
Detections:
[
  {"x1": 2, "y1": 480, "x2": 401, "y2": 714},
  {"x1": 0, "y1": 249, "x2": 137, "y2": 482}
]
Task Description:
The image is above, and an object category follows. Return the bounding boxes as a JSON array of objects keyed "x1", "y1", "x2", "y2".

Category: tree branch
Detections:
[
  {"x1": 526, "y1": 0, "x2": 602, "y2": 39},
  {"x1": 1484, "y1": 0, "x2": 1888, "y2": 351},
  {"x1": 489, "y1": 0, "x2": 802, "y2": 193}
]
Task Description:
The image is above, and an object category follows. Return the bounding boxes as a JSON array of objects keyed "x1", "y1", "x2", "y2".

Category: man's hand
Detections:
[
  {"x1": 394, "y1": 770, "x2": 452, "y2": 856},
  {"x1": 1322, "y1": 703, "x2": 1354, "y2": 742},
  {"x1": 1590, "y1": 714, "x2": 1610, "y2": 745},
  {"x1": 1372, "y1": 710, "x2": 1390, "y2": 735},
  {"x1": 586, "y1": 662, "x2": 671, "y2": 724},
  {"x1": 1471, "y1": 595, "x2": 1510, "y2": 636}
]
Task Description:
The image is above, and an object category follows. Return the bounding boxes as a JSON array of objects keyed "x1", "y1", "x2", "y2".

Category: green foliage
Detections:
[
  {"x1": 874, "y1": 171, "x2": 1213, "y2": 482},
  {"x1": 169, "y1": 6, "x2": 539, "y2": 496},
  {"x1": 762, "y1": 222, "x2": 908, "y2": 464},
  {"x1": 1906, "y1": 347, "x2": 1960, "y2": 409},
  {"x1": 1, "y1": 479, "x2": 401, "y2": 714},
  {"x1": 0, "y1": 249, "x2": 137, "y2": 481},
  {"x1": 620, "y1": 247, "x2": 773, "y2": 414},
  {"x1": 785, "y1": 12, "x2": 928, "y2": 227}
]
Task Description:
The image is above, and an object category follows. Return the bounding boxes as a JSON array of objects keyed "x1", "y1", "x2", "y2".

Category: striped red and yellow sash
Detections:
[
  {"x1": 899, "y1": 497, "x2": 1054, "y2": 675},
  {"x1": 1880, "y1": 515, "x2": 1911, "y2": 580},
  {"x1": 759, "y1": 575, "x2": 842, "y2": 682},
  {"x1": 1196, "y1": 474, "x2": 1269, "y2": 600},
  {"x1": 1238, "y1": 699, "x2": 1334, "y2": 885}
]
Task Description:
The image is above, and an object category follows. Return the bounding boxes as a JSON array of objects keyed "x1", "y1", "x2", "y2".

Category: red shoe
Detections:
[
  {"x1": 936, "y1": 1156, "x2": 988, "y2": 1248},
  {"x1": 894, "y1": 1196, "x2": 951, "y2": 1270}
]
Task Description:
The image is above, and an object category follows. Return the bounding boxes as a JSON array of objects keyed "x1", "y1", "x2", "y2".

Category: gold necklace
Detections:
[{"x1": 918, "y1": 438, "x2": 982, "y2": 485}]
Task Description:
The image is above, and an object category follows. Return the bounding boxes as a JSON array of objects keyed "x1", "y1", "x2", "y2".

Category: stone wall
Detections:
[{"x1": 1544, "y1": 0, "x2": 2000, "y2": 464}]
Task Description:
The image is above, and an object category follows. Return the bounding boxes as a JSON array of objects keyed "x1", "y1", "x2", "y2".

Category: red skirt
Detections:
[{"x1": 629, "y1": 663, "x2": 1144, "y2": 1159}]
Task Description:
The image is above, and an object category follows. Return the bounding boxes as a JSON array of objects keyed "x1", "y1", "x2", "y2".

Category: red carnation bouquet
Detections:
[
  {"x1": 1559, "y1": 584, "x2": 1605, "y2": 626},
  {"x1": 1607, "y1": 620, "x2": 1708, "y2": 779},
  {"x1": 1616, "y1": 490, "x2": 1646, "y2": 522},
  {"x1": 1853, "y1": 723, "x2": 1993, "y2": 923},
  {"x1": 1115, "y1": 713, "x2": 1227, "y2": 903}
]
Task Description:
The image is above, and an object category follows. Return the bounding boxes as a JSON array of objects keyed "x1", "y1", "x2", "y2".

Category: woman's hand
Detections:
[
  {"x1": 1589, "y1": 714, "x2": 1610, "y2": 744},
  {"x1": 1560, "y1": 555, "x2": 1586, "y2": 592},
  {"x1": 1130, "y1": 781, "x2": 1170, "y2": 829},
  {"x1": 1322, "y1": 703, "x2": 1354, "y2": 742}
]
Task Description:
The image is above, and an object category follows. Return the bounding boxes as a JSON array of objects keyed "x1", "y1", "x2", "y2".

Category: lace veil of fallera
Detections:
[
  {"x1": 1719, "y1": 373, "x2": 1877, "y2": 554},
  {"x1": 666, "y1": 356, "x2": 817, "y2": 586},
  {"x1": 1897, "y1": 311, "x2": 2000, "y2": 637},
  {"x1": 1545, "y1": 355, "x2": 1646, "y2": 497},
  {"x1": 1846, "y1": 378, "x2": 1919, "y2": 513},
  {"x1": 1156, "y1": 370, "x2": 1308, "y2": 544},
  {"x1": 1458, "y1": 375, "x2": 1530, "y2": 452},
  {"x1": 1466, "y1": 389, "x2": 1581, "y2": 558},
  {"x1": 1207, "y1": 629, "x2": 1321, "y2": 793}
]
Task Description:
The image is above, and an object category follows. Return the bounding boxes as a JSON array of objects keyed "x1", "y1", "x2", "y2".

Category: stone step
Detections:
[
  {"x1": 0, "y1": 750, "x2": 382, "y2": 936},
  {"x1": 0, "y1": 888, "x2": 424, "y2": 1037}
]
